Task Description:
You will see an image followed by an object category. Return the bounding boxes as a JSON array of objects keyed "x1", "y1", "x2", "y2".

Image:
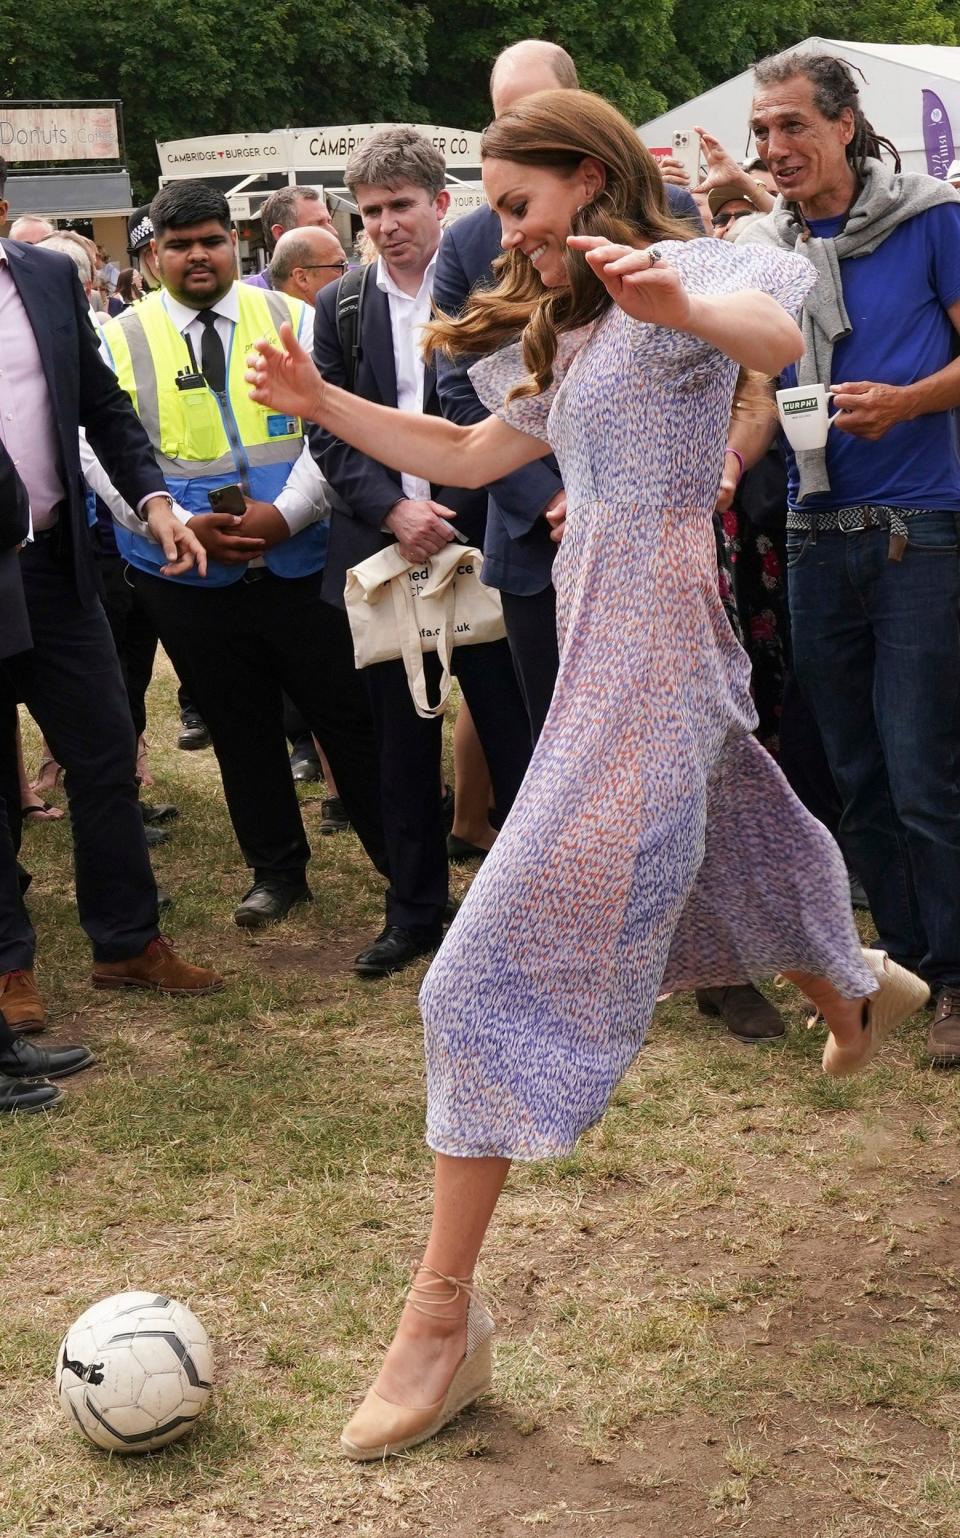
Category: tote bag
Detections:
[{"x1": 344, "y1": 543, "x2": 506, "y2": 719}]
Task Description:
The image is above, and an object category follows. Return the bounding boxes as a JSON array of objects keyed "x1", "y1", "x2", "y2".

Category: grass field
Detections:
[{"x1": 3, "y1": 657, "x2": 960, "y2": 1538}]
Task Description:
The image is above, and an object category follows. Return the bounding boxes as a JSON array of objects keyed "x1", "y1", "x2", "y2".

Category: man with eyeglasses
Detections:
[{"x1": 269, "y1": 225, "x2": 350, "y2": 308}]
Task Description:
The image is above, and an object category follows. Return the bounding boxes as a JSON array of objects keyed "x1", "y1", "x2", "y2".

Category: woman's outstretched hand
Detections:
[
  {"x1": 246, "y1": 321, "x2": 326, "y2": 423},
  {"x1": 568, "y1": 236, "x2": 692, "y2": 331}
]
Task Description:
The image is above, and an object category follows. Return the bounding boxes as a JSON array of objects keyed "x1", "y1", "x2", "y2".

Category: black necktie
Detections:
[{"x1": 197, "y1": 309, "x2": 226, "y2": 395}]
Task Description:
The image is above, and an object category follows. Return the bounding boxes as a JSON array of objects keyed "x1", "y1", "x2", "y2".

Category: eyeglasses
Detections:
[
  {"x1": 297, "y1": 261, "x2": 349, "y2": 273},
  {"x1": 712, "y1": 210, "x2": 752, "y2": 228}
]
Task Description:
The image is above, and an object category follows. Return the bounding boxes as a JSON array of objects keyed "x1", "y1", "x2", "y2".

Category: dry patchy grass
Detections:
[{"x1": 2, "y1": 657, "x2": 960, "y2": 1538}]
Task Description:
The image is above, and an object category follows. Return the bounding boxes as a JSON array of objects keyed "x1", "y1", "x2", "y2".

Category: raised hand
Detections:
[
  {"x1": 568, "y1": 236, "x2": 692, "y2": 330},
  {"x1": 693, "y1": 127, "x2": 746, "y2": 195},
  {"x1": 246, "y1": 322, "x2": 326, "y2": 424}
]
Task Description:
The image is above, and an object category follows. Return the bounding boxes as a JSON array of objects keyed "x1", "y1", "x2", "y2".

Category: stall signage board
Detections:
[
  {"x1": 157, "y1": 133, "x2": 290, "y2": 176},
  {"x1": 1, "y1": 105, "x2": 119, "y2": 163},
  {"x1": 157, "y1": 125, "x2": 483, "y2": 178},
  {"x1": 289, "y1": 125, "x2": 483, "y2": 171}
]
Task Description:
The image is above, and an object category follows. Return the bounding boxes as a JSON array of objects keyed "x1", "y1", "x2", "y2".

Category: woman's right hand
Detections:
[{"x1": 246, "y1": 322, "x2": 326, "y2": 423}]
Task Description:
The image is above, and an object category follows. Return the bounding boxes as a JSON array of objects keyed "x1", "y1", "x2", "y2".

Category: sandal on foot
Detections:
[
  {"x1": 340, "y1": 1266, "x2": 495, "y2": 1461},
  {"x1": 823, "y1": 949, "x2": 930, "y2": 1076},
  {"x1": 21, "y1": 800, "x2": 64, "y2": 823}
]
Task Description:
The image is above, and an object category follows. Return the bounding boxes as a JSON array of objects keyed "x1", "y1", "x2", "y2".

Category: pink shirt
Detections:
[{"x1": 0, "y1": 244, "x2": 65, "y2": 529}]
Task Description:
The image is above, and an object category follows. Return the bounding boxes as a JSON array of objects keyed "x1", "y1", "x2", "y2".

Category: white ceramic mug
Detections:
[{"x1": 775, "y1": 383, "x2": 840, "y2": 451}]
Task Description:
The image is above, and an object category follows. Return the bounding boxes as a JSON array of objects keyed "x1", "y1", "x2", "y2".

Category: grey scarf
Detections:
[{"x1": 743, "y1": 158, "x2": 960, "y2": 500}]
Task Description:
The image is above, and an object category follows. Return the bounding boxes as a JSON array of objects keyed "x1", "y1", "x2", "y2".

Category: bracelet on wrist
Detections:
[{"x1": 724, "y1": 446, "x2": 745, "y2": 484}]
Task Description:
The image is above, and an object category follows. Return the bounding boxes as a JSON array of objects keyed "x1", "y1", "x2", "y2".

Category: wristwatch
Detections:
[{"x1": 138, "y1": 492, "x2": 174, "y2": 521}]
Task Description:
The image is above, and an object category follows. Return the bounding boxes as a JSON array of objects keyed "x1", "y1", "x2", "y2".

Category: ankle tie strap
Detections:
[{"x1": 408, "y1": 1263, "x2": 475, "y2": 1318}]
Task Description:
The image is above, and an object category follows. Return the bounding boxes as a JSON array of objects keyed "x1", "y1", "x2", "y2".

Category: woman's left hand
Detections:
[
  {"x1": 245, "y1": 321, "x2": 326, "y2": 423},
  {"x1": 567, "y1": 236, "x2": 691, "y2": 331}
]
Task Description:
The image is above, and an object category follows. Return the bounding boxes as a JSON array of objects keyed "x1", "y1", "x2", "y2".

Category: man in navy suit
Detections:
[
  {"x1": 0, "y1": 443, "x2": 100, "y2": 1109},
  {"x1": 312, "y1": 128, "x2": 531, "y2": 978},
  {"x1": 0, "y1": 154, "x2": 221, "y2": 1034},
  {"x1": 434, "y1": 41, "x2": 704, "y2": 742}
]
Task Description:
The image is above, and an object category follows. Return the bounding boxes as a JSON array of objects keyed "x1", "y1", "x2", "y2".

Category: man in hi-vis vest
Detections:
[{"x1": 100, "y1": 180, "x2": 389, "y2": 934}]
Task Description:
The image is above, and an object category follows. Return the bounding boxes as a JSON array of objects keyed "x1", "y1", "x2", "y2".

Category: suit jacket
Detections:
[
  {"x1": 311, "y1": 272, "x2": 486, "y2": 609},
  {"x1": 0, "y1": 441, "x2": 31, "y2": 659},
  {"x1": 432, "y1": 187, "x2": 706, "y2": 596},
  {"x1": 0, "y1": 238, "x2": 167, "y2": 609}
]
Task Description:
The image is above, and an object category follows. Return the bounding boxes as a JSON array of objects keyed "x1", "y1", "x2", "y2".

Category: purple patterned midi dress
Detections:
[{"x1": 420, "y1": 238, "x2": 875, "y2": 1162}]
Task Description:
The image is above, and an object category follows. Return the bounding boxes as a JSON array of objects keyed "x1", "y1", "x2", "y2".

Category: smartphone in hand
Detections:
[
  {"x1": 671, "y1": 129, "x2": 702, "y2": 184},
  {"x1": 207, "y1": 484, "x2": 246, "y2": 515}
]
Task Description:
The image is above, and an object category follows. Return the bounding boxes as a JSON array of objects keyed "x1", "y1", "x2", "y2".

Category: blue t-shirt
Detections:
[{"x1": 781, "y1": 203, "x2": 960, "y2": 510}]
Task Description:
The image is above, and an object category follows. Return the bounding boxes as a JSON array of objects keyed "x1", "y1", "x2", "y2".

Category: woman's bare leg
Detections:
[
  {"x1": 371, "y1": 1153, "x2": 510, "y2": 1407},
  {"x1": 17, "y1": 717, "x2": 64, "y2": 819},
  {"x1": 782, "y1": 969, "x2": 867, "y2": 1044},
  {"x1": 451, "y1": 701, "x2": 497, "y2": 850},
  {"x1": 314, "y1": 740, "x2": 339, "y2": 798}
]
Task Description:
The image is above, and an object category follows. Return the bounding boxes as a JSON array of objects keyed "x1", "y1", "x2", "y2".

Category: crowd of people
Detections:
[{"x1": 1, "y1": 34, "x2": 958, "y2": 1461}]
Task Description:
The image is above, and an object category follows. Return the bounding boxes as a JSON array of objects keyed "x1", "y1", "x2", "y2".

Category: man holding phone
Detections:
[{"x1": 100, "y1": 180, "x2": 390, "y2": 932}]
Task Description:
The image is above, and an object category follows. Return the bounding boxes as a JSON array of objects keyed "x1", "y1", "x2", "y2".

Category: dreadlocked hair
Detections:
[
  {"x1": 422, "y1": 89, "x2": 694, "y2": 399},
  {"x1": 753, "y1": 51, "x2": 902, "y2": 181}
]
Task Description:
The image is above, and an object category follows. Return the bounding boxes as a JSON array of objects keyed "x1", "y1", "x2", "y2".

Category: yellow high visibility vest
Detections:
[{"x1": 101, "y1": 285, "x2": 305, "y2": 480}]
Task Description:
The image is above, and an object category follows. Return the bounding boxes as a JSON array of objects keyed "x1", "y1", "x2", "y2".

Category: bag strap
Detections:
[
  {"x1": 391, "y1": 570, "x2": 455, "y2": 720},
  {"x1": 335, "y1": 264, "x2": 372, "y2": 395}
]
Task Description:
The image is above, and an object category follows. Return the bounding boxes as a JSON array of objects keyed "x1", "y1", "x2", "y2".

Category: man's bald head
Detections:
[
  {"x1": 269, "y1": 223, "x2": 347, "y2": 305},
  {"x1": 10, "y1": 214, "x2": 55, "y2": 244},
  {"x1": 489, "y1": 39, "x2": 578, "y2": 117}
]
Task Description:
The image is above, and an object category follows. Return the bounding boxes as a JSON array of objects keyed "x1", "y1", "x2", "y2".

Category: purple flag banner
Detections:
[{"x1": 922, "y1": 88, "x2": 955, "y2": 178}]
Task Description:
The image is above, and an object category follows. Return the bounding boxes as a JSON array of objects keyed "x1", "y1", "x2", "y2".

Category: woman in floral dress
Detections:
[{"x1": 246, "y1": 90, "x2": 929, "y2": 1462}]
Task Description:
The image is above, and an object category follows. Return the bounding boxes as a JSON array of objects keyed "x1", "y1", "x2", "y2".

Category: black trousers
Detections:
[
  {"x1": 0, "y1": 692, "x2": 35, "y2": 980},
  {"x1": 500, "y1": 584, "x2": 560, "y2": 746},
  {"x1": 97, "y1": 552, "x2": 159, "y2": 742},
  {"x1": 131, "y1": 567, "x2": 389, "y2": 889},
  {"x1": 364, "y1": 636, "x2": 531, "y2": 931},
  {"x1": 0, "y1": 537, "x2": 159, "y2": 963}
]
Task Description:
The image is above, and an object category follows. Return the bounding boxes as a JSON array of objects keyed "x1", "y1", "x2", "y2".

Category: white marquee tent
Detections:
[{"x1": 639, "y1": 38, "x2": 960, "y2": 177}]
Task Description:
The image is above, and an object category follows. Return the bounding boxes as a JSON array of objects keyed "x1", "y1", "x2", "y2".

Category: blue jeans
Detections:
[{"x1": 787, "y1": 510, "x2": 960, "y2": 989}]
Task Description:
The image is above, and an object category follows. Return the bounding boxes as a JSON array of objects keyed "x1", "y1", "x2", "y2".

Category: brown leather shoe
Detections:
[
  {"x1": 0, "y1": 968, "x2": 47, "y2": 1034},
  {"x1": 91, "y1": 937, "x2": 223, "y2": 996},
  {"x1": 696, "y1": 984, "x2": 786, "y2": 1042},
  {"x1": 927, "y1": 988, "x2": 960, "y2": 1067}
]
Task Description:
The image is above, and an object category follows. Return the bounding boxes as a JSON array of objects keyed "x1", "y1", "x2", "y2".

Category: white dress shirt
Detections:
[
  {"x1": 0, "y1": 242, "x2": 66, "y2": 530},
  {"x1": 375, "y1": 247, "x2": 439, "y2": 503}
]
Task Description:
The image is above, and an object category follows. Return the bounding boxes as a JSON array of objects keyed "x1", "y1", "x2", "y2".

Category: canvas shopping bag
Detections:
[{"x1": 344, "y1": 543, "x2": 506, "y2": 719}]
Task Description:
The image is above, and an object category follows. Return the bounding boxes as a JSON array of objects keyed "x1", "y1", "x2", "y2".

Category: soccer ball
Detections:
[{"x1": 56, "y1": 1291, "x2": 213, "y2": 1453}]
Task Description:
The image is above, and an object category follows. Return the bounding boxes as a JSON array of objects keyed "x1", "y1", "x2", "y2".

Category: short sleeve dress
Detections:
[{"x1": 419, "y1": 238, "x2": 875, "y2": 1162}]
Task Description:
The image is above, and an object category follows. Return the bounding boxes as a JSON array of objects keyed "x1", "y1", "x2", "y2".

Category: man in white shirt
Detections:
[
  {"x1": 311, "y1": 129, "x2": 530, "y2": 977},
  {"x1": 100, "y1": 180, "x2": 389, "y2": 932}
]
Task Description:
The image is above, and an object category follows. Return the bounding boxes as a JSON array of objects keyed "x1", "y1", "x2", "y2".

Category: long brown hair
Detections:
[{"x1": 424, "y1": 90, "x2": 695, "y2": 396}]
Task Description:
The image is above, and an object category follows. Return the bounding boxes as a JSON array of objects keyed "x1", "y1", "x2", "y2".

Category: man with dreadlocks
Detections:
[{"x1": 742, "y1": 50, "x2": 960, "y2": 1068}]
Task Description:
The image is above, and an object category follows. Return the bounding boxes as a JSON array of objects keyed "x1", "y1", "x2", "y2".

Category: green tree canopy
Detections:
[{"x1": 1, "y1": 0, "x2": 957, "y2": 196}]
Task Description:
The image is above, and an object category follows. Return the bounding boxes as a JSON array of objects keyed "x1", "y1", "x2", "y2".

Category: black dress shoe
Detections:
[
  {"x1": 319, "y1": 796, "x2": 350, "y2": 835},
  {"x1": 141, "y1": 802, "x2": 179, "y2": 825},
  {"x1": 234, "y1": 880, "x2": 312, "y2": 929},
  {"x1": 354, "y1": 924, "x2": 442, "y2": 979},
  {"x1": 177, "y1": 712, "x2": 211, "y2": 751},
  {"x1": 144, "y1": 823, "x2": 170, "y2": 847},
  {"x1": 290, "y1": 744, "x2": 322, "y2": 783},
  {"x1": 0, "y1": 1036, "x2": 94, "y2": 1080},
  {"x1": 0, "y1": 1073, "x2": 64, "y2": 1113}
]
